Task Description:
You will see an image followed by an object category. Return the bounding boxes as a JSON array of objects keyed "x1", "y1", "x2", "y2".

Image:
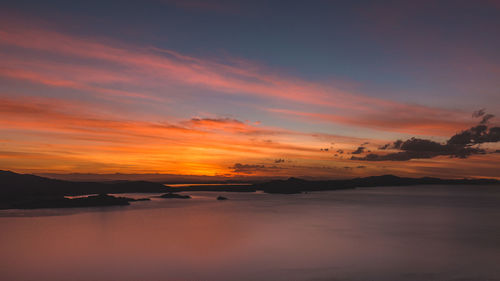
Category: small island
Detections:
[{"x1": 159, "y1": 193, "x2": 191, "y2": 199}]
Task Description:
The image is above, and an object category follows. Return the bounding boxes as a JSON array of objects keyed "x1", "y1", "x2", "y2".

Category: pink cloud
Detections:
[
  {"x1": 0, "y1": 17, "x2": 468, "y2": 120},
  {"x1": 267, "y1": 108, "x2": 474, "y2": 136}
]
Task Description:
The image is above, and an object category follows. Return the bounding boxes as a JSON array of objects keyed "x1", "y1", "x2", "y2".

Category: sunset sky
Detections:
[{"x1": 1, "y1": 0, "x2": 499, "y2": 179}]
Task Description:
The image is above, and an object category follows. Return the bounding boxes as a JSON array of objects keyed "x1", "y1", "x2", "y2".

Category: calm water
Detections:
[
  {"x1": 166, "y1": 183, "x2": 252, "y2": 187},
  {"x1": 1, "y1": 185, "x2": 500, "y2": 281}
]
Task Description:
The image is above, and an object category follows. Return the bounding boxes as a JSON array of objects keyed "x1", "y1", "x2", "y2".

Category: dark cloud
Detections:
[
  {"x1": 343, "y1": 165, "x2": 367, "y2": 170},
  {"x1": 472, "y1": 109, "x2": 494, "y2": 125},
  {"x1": 274, "y1": 158, "x2": 285, "y2": 163},
  {"x1": 480, "y1": 114, "x2": 495, "y2": 125},
  {"x1": 231, "y1": 163, "x2": 279, "y2": 174},
  {"x1": 379, "y1": 139, "x2": 403, "y2": 150},
  {"x1": 379, "y1": 143, "x2": 390, "y2": 150},
  {"x1": 472, "y1": 108, "x2": 486, "y2": 118},
  {"x1": 393, "y1": 140, "x2": 403, "y2": 149},
  {"x1": 351, "y1": 146, "x2": 366, "y2": 154},
  {"x1": 336, "y1": 149, "x2": 344, "y2": 154},
  {"x1": 353, "y1": 112, "x2": 499, "y2": 161},
  {"x1": 189, "y1": 117, "x2": 243, "y2": 124},
  {"x1": 320, "y1": 148, "x2": 329, "y2": 152}
]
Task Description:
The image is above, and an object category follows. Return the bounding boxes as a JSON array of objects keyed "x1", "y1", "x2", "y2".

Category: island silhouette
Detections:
[{"x1": 0, "y1": 170, "x2": 498, "y2": 210}]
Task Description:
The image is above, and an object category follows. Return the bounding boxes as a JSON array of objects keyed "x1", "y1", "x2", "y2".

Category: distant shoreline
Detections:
[{"x1": 1, "y1": 170, "x2": 498, "y2": 210}]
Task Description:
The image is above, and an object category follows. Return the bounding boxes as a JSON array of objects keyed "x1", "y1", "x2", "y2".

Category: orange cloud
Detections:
[
  {"x1": 0, "y1": 96, "x2": 329, "y2": 174},
  {"x1": 0, "y1": 67, "x2": 158, "y2": 101}
]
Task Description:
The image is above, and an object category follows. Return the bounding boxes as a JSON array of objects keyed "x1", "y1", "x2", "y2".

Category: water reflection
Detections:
[{"x1": 1, "y1": 185, "x2": 500, "y2": 281}]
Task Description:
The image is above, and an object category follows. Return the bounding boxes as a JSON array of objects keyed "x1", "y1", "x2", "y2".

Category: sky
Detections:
[{"x1": 0, "y1": 0, "x2": 499, "y2": 179}]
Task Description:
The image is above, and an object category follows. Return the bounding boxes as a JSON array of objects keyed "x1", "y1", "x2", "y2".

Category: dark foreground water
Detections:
[{"x1": 1, "y1": 185, "x2": 500, "y2": 281}]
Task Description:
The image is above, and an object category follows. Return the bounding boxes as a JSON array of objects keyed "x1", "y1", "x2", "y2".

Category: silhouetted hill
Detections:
[
  {"x1": 0, "y1": 170, "x2": 167, "y2": 203},
  {"x1": 1, "y1": 170, "x2": 499, "y2": 209},
  {"x1": 254, "y1": 174, "x2": 499, "y2": 194}
]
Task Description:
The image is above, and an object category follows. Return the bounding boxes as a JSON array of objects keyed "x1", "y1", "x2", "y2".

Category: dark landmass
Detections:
[
  {"x1": 37, "y1": 172, "x2": 269, "y2": 184},
  {"x1": 254, "y1": 175, "x2": 499, "y2": 194},
  {"x1": 164, "y1": 175, "x2": 499, "y2": 194},
  {"x1": 159, "y1": 193, "x2": 191, "y2": 199},
  {"x1": 1, "y1": 170, "x2": 499, "y2": 209},
  {"x1": 0, "y1": 170, "x2": 167, "y2": 200},
  {"x1": 0, "y1": 193, "x2": 145, "y2": 210},
  {"x1": 132, "y1": 198, "x2": 151, "y2": 202},
  {"x1": 217, "y1": 196, "x2": 228, "y2": 200},
  {"x1": 0, "y1": 170, "x2": 165, "y2": 209}
]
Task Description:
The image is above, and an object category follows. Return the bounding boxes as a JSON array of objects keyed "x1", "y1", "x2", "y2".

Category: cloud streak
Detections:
[
  {"x1": 0, "y1": 95, "x2": 329, "y2": 174},
  {"x1": 230, "y1": 163, "x2": 279, "y2": 174},
  {"x1": 0, "y1": 16, "x2": 474, "y2": 137},
  {"x1": 267, "y1": 108, "x2": 472, "y2": 136}
]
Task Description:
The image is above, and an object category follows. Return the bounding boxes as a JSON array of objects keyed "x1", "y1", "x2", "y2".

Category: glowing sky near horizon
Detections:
[{"x1": 0, "y1": 0, "x2": 499, "y2": 179}]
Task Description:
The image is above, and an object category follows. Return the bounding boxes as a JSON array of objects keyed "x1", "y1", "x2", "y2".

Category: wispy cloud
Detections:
[
  {"x1": 267, "y1": 108, "x2": 471, "y2": 136},
  {"x1": 0, "y1": 95, "x2": 327, "y2": 174},
  {"x1": 0, "y1": 16, "x2": 470, "y2": 137},
  {"x1": 230, "y1": 163, "x2": 280, "y2": 174}
]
